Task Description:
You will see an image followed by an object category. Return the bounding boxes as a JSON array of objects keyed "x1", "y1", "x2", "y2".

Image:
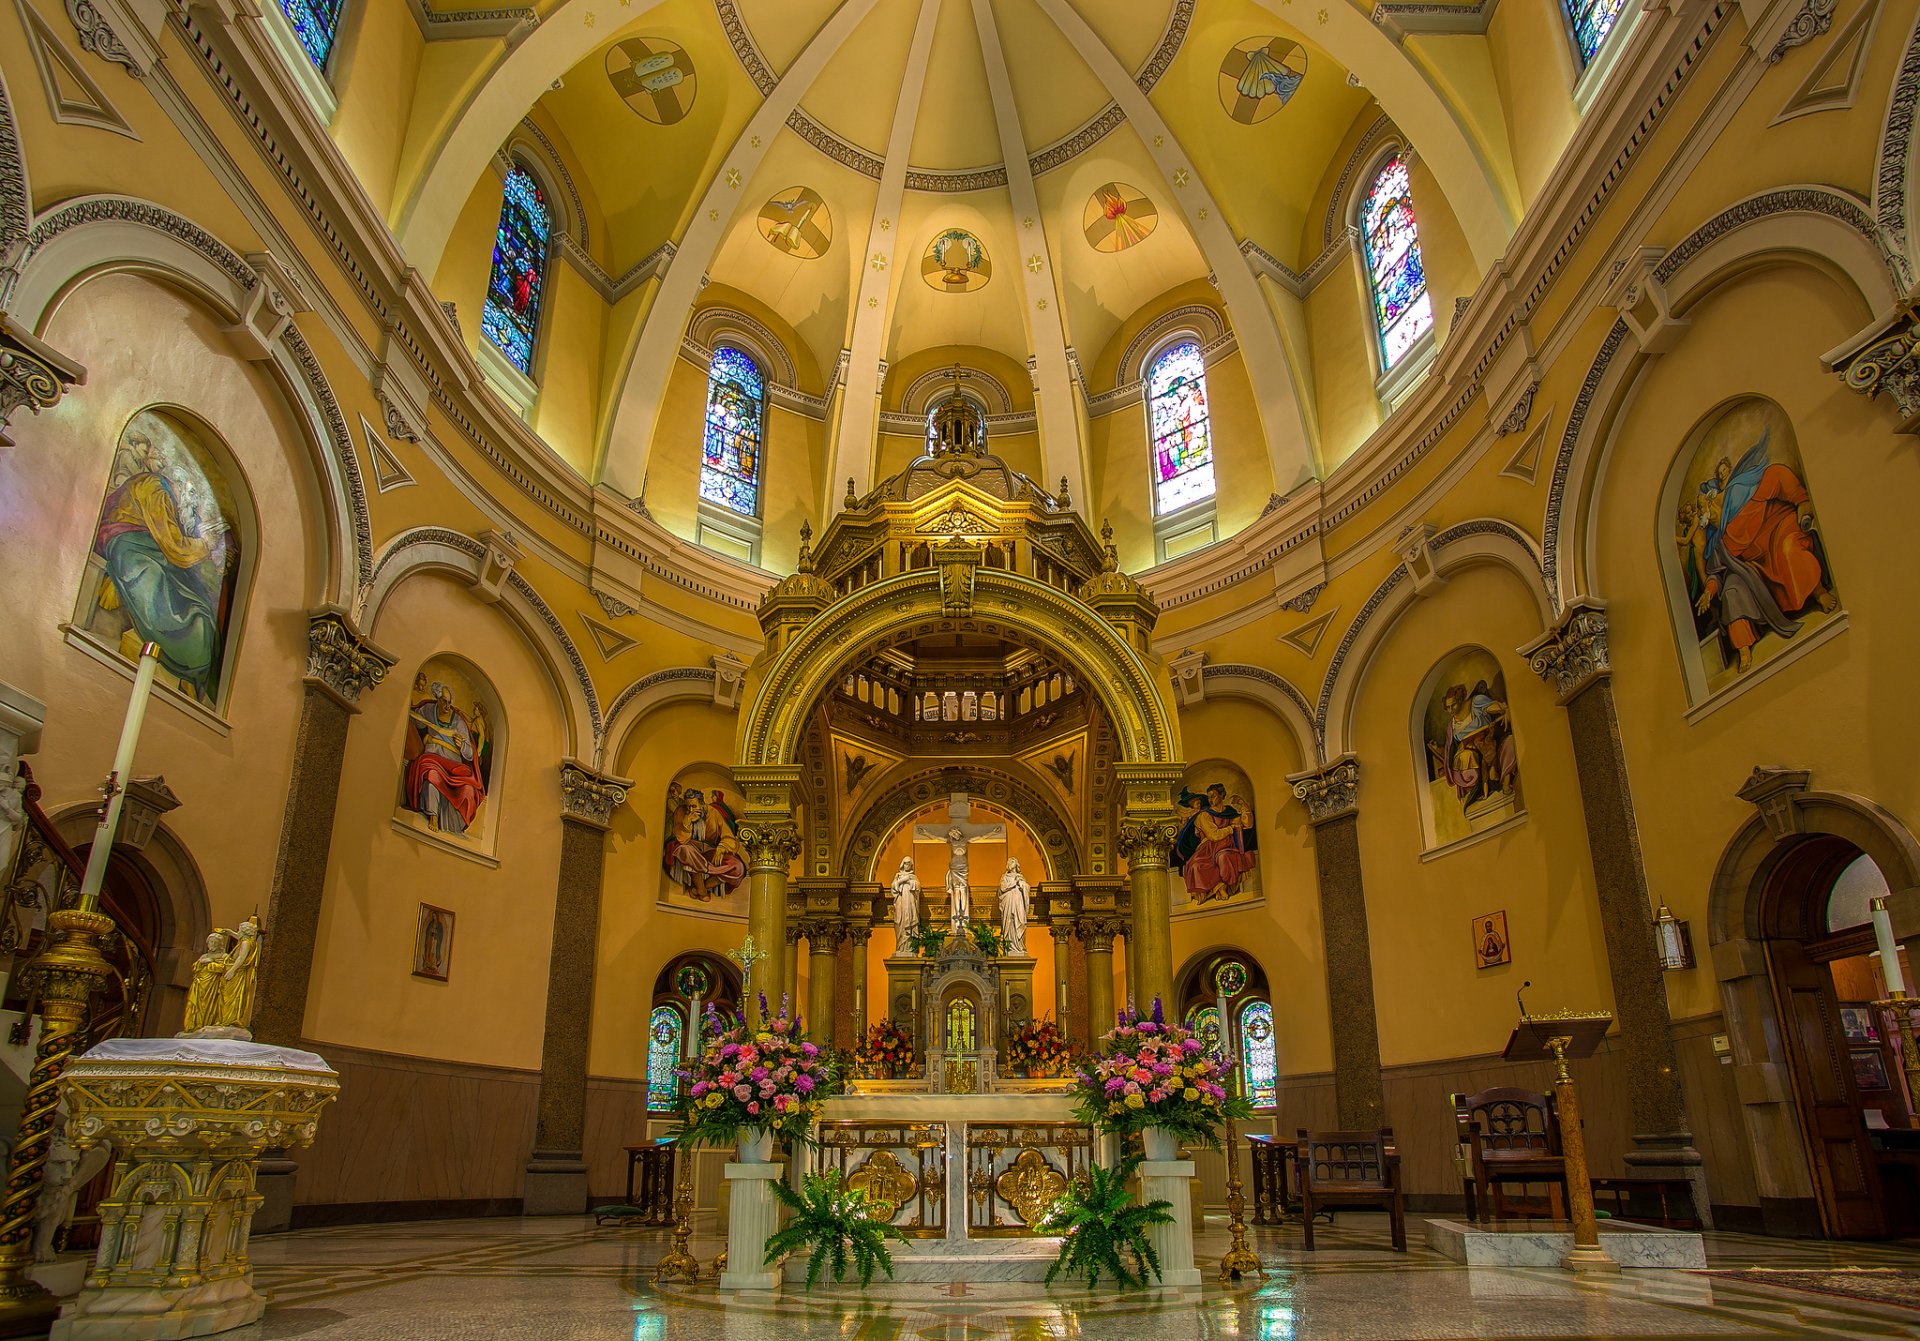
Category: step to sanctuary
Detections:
[
  {"x1": 1424, "y1": 1218, "x2": 1707, "y2": 1269},
  {"x1": 826, "y1": 1236, "x2": 1065, "y2": 1284}
]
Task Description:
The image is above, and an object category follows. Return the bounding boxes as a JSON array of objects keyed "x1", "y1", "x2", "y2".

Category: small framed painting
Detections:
[
  {"x1": 1473, "y1": 911, "x2": 1511, "y2": 970},
  {"x1": 1840, "y1": 1003, "x2": 1881, "y2": 1044},
  {"x1": 1851, "y1": 1046, "x2": 1891, "y2": 1093},
  {"x1": 414, "y1": 903, "x2": 455, "y2": 981}
]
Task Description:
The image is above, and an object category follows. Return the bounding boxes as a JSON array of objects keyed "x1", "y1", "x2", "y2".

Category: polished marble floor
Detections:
[{"x1": 226, "y1": 1215, "x2": 1920, "y2": 1340}]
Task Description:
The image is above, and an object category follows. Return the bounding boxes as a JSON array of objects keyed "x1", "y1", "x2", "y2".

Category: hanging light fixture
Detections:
[{"x1": 1653, "y1": 903, "x2": 1694, "y2": 971}]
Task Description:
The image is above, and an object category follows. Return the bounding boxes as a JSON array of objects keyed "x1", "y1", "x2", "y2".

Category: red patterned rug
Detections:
[{"x1": 1700, "y1": 1268, "x2": 1920, "y2": 1310}]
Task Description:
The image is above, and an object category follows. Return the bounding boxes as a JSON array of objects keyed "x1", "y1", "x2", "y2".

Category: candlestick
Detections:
[
  {"x1": 1874, "y1": 897, "x2": 1907, "y2": 995},
  {"x1": 77, "y1": 643, "x2": 162, "y2": 910}
]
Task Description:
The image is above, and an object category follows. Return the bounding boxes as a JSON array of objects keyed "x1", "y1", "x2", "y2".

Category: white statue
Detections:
[
  {"x1": 34, "y1": 1102, "x2": 111, "y2": 1263},
  {"x1": 890, "y1": 857, "x2": 921, "y2": 941},
  {"x1": 913, "y1": 794, "x2": 1003, "y2": 933},
  {"x1": 998, "y1": 858, "x2": 1031, "y2": 954},
  {"x1": 944, "y1": 827, "x2": 972, "y2": 929}
]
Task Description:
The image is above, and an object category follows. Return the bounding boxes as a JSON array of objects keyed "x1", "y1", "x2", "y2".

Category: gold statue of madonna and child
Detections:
[{"x1": 180, "y1": 916, "x2": 262, "y2": 1040}]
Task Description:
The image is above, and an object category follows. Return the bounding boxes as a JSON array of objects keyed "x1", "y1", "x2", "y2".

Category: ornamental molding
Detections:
[
  {"x1": 1768, "y1": 0, "x2": 1838, "y2": 63},
  {"x1": 407, "y1": 0, "x2": 536, "y2": 41},
  {"x1": 561, "y1": 238, "x2": 675, "y2": 304},
  {"x1": 512, "y1": 119, "x2": 587, "y2": 248},
  {"x1": 1323, "y1": 116, "x2": 1398, "y2": 250},
  {"x1": 304, "y1": 606, "x2": 394, "y2": 707},
  {"x1": 1520, "y1": 597, "x2": 1610, "y2": 702},
  {"x1": 0, "y1": 71, "x2": 28, "y2": 297},
  {"x1": 1115, "y1": 305, "x2": 1230, "y2": 390},
  {"x1": 559, "y1": 759, "x2": 630, "y2": 829},
  {"x1": 0, "y1": 314, "x2": 84, "y2": 447},
  {"x1": 1289, "y1": 755, "x2": 1359, "y2": 825},
  {"x1": 63, "y1": 0, "x2": 143, "y2": 78},
  {"x1": 1875, "y1": 9, "x2": 1920, "y2": 256},
  {"x1": 1495, "y1": 381, "x2": 1537, "y2": 436}
]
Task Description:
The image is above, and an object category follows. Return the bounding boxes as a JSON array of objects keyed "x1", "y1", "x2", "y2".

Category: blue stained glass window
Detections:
[
  {"x1": 1148, "y1": 340, "x2": 1214, "y2": 515},
  {"x1": 701, "y1": 347, "x2": 765, "y2": 516},
  {"x1": 1361, "y1": 155, "x2": 1434, "y2": 371},
  {"x1": 278, "y1": 0, "x2": 343, "y2": 71},
  {"x1": 1239, "y1": 999, "x2": 1277, "y2": 1108},
  {"x1": 481, "y1": 164, "x2": 552, "y2": 378},
  {"x1": 646, "y1": 1005, "x2": 684, "y2": 1112},
  {"x1": 1566, "y1": 0, "x2": 1628, "y2": 65},
  {"x1": 1186, "y1": 1003, "x2": 1225, "y2": 1065}
]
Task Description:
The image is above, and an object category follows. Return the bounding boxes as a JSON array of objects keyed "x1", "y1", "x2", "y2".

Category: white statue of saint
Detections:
[
  {"x1": 914, "y1": 794, "x2": 1003, "y2": 933},
  {"x1": 34, "y1": 1101, "x2": 111, "y2": 1263},
  {"x1": 998, "y1": 858, "x2": 1031, "y2": 955},
  {"x1": 891, "y1": 857, "x2": 921, "y2": 941}
]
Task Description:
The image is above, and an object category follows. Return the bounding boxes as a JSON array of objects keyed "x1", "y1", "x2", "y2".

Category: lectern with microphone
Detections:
[{"x1": 1502, "y1": 997, "x2": 1618, "y2": 1273}]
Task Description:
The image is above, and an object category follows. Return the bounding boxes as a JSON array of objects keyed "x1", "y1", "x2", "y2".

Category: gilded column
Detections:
[
  {"x1": 255, "y1": 608, "x2": 393, "y2": 1047},
  {"x1": 848, "y1": 924, "x2": 872, "y2": 1040},
  {"x1": 738, "y1": 822, "x2": 802, "y2": 1015},
  {"x1": 1290, "y1": 756, "x2": 1386, "y2": 1130},
  {"x1": 1119, "y1": 818, "x2": 1179, "y2": 1015},
  {"x1": 1079, "y1": 916, "x2": 1124, "y2": 1039},
  {"x1": 1523, "y1": 599, "x2": 1707, "y2": 1220},
  {"x1": 524, "y1": 760, "x2": 630, "y2": 1216},
  {"x1": 1050, "y1": 922, "x2": 1073, "y2": 1028},
  {"x1": 803, "y1": 920, "x2": 844, "y2": 1047}
]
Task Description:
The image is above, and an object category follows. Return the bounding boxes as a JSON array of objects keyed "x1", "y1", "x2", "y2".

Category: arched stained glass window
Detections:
[
  {"x1": 481, "y1": 164, "x2": 552, "y2": 378},
  {"x1": 646, "y1": 1005, "x2": 684, "y2": 1112},
  {"x1": 278, "y1": 0, "x2": 344, "y2": 70},
  {"x1": 1360, "y1": 155, "x2": 1433, "y2": 372},
  {"x1": 1239, "y1": 999, "x2": 1277, "y2": 1108},
  {"x1": 1147, "y1": 340, "x2": 1214, "y2": 515},
  {"x1": 1186, "y1": 1003, "x2": 1224, "y2": 1065},
  {"x1": 701, "y1": 347, "x2": 765, "y2": 516},
  {"x1": 1566, "y1": 0, "x2": 1629, "y2": 65}
]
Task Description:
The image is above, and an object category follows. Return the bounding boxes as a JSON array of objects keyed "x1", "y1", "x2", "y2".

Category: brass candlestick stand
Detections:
[
  {"x1": 1217, "y1": 1109, "x2": 1263, "y2": 1281},
  {"x1": 653, "y1": 1149, "x2": 701, "y2": 1285}
]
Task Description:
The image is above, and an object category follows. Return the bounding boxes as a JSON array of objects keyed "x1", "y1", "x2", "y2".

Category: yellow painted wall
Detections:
[
  {"x1": 326, "y1": 0, "x2": 424, "y2": 220},
  {"x1": 1486, "y1": 0, "x2": 1581, "y2": 211}
]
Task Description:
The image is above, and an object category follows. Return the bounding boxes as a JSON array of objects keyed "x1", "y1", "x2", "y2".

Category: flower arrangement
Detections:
[
  {"x1": 856, "y1": 1020, "x2": 914, "y2": 1079},
  {"x1": 1005, "y1": 1016, "x2": 1071, "y2": 1077},
  {"x1": 905, "y1": 921, "x2": 1006, "y2": 958},
  {"x1": 674, "y1": 996, "x2": 835, "y2": 1148},
  {"x1": 1068, "y1": 999, "x2": 1252, "y2": 1148}
]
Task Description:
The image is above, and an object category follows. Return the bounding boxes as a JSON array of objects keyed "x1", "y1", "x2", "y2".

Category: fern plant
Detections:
[
  {"x1": 1038, "y1": 1156, "x2": 1174, "y2": 1291},
  {"x1": 763, "y1": 1171, "x2": 907, "y2": 1289}
]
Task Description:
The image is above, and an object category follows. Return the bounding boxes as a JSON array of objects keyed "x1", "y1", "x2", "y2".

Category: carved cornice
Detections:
[
  {"x1": 1828, "y1": 298, "x2": 1920, "y2": 432},
  {"x1": 1768, "y1": 0, "x2": 1837, "y2": 63},
  {"x1": 559, "y1": 759, "x2": 630, "y2": 830},
  {"x1": 1290, "y1": 756, "x2": 1359, "y2": 825},
  {"x1": 304, "y1": 606, "x2": 393, "y2": 708},
  {"x1": 0, "y1": 316, "x2": 84, "y2": 447},
  {"x1": 1522, "y1": 597, "x2": 1610, "y2": 702},
  {"x1": 1735, "y1": 766, "x2": 1812, "y2": 841}
]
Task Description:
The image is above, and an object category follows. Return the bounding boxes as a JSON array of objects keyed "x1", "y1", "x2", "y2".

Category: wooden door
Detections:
[{"x1": 1772, "y1": 939, "x2": 1887, "y2": 1238}]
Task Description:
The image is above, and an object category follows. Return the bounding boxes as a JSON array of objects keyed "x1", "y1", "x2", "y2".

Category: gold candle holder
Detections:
[
  {"x1": 1217, "y1": 1112, "x2": 1263, "y2": 1281},
  {"x1": 1872, "y1": 991, "x2": 1920, "y2": 1115},
  {"x1": 653, "y1": 1149, "x2": 701, "y2": 1285}
]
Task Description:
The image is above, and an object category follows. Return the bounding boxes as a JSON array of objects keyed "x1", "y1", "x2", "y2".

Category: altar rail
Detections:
[{"x1": 818, "y1": 1121, "x2": 946, "y2": 1238}]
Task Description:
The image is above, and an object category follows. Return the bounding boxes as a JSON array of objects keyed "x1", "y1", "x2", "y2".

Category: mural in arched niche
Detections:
[
  {"x1": 1169, "y1": 760, "x2": 1259, "y2": 914},
  {"x1": 1415, "y1": 647, "x2": 1523, "y2": 850},
  {"x1": 396, "y1": 657, "x2": 503, "y2": 854},
  {"x1": 1665, "y1": 397, "x2": 1841, "y2": 701},
  {"x1": 72, "y1": 407, "x2": 250, "y2": 709},
  {"x1": 660, "y1": 765, "x2": 749, "y2": 916}
]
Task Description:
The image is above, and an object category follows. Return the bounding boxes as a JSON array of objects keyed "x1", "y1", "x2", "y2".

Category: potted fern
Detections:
[
  {"x1": 764, "y1": 1170, "x2": 908, "y2": 1288},
  {"x1": 1038, "y1": 1156, "x2": 1174, "y2": 1290}
]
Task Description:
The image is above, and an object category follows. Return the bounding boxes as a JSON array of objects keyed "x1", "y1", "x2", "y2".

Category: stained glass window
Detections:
[
  {"x1": 1360, "y1": 155, "x2": 1434, "y2": 372},
  {"x1": 481, "y1": 164, "x2": 552, "y2": 378},
  {"x1": 1186, "y1": 1003, "x2": 1225, "y2": 1065},
  {"x1": 1566, "y1": 0, "x2": 1628, "y2": 66},
  {"x1": 1239, "y1": 999, "x2": 1277, "y2": 1108},
  {"x1": 1147, "y1": 340, "x2": 1214, "y2": 515},
  {"x1": 646, "y1": 1005, "x2": 684, "y2": 1112},
  {"x1": 701, "y1": 347, "x2": 765, "y2": 516},
  {"x1": 277, "y1": 0, "x2": 344, "y2": 71}
]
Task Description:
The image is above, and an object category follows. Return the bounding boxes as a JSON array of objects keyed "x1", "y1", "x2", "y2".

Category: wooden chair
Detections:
[
  {"x1": 1293, "y1": 1128, "x2": 1406, "y2": 1251},
  {"x1": 1452, "y1": 1087, "x2": 1568, "y2": 1222}
]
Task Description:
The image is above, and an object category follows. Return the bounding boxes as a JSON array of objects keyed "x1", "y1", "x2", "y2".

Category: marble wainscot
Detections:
[
  {"x1": 50, "y1": 1037, "x2": 340, "y2": 1340},
  {"x1": 1423, "y1": 1218, "x2": 1707, "y2": 1270}
]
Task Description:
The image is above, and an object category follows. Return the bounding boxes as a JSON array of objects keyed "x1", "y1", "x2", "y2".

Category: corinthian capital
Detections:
[
  {"x1": 1077, "y1": 915, "x2": 1126, "y2": 952},
  {"x1": 1116, "y1": 818, "x2": 1180, "y2": 869},
  {"x1": 304, "y1": 606, "x2": 394, "y2": 708},
  {"x1": 739, "y1": 823, "x2": 803, "y2": 871},
  {"x1": 1522, "y1": 597, "x2": 1610, "y2": 702},
  {"x1": 559, "y1": 760, "x2": 631, "y2": 829},
  {"x1": 0, "y1": 317, "x2": 84, "y2": 447},
  {"x1": 1290, "y1": 755, "x2": 1359, "y2": 825}
]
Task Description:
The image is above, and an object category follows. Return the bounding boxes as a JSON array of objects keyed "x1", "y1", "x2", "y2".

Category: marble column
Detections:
[
  {"x1": 1290, "y1": 756, "x2": 1386, "y2": 1130},
  {"x1": 1524, "y1": 599, "x2": 1707, "y2": 1221},
  {"x1": 1079, "y1": 916, "x2": 1124, "y2": 1038},
  {"x1": 804, "y1": 920, "x2": 844, "y2": 1047},
  {"x1": 739, "y1": 818, "x2": 802, "y2": 1015},
  {"x1": 524, "y1": 760, "x2": 631, "y2": 1215},
  {"x1": 254, "y1": 608, "x2": 394, "y2": 1047},
  {"x1": 1050, "y1": 922, "x2": 1072, "y2": 1027}
]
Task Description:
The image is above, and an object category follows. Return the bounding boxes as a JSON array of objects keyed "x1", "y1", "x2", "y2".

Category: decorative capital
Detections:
[
  {"x1": 559, "y1": 760, "x2": 630, "y2": 829},
  {"x1": 1522, "y1": 597, "x2": 1610, "y2": 701},
  {"x1": 1077, "y1": 914, "x2": 1126, "y2": 952},
  {"x1": 1116, "y1": 818, "x2": 1180, "y2": 870},
  {"x1": 1290, "y1": 755, "x2": 1359, "y2": 825},
  {"x1": 1828, "y1": 299, "x2": 1920, "y2": 432},
  {"x1": 304, "y1": 606, "x2": 394, "y2": 708},
  {"x1": 1736, "y1": 766, "x2": 1812, "y2": 841},
  {"x1": 0, "y1": 316, "x2": 85, "y2": 448},
  {"x1": 1049, "y1": 922, "x2": 1074, "y2": 943},
  {"x1": 739, "y1": 822, "x2": 803, "y2": 871},
  {"x1": 799, "y1": 918, "x2": 846, "y2": 950},
  {"x1": 848, "y1": 924, "x2": 873, "y2": 947}
]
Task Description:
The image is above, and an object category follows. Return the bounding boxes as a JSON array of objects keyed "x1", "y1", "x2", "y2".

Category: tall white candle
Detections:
[
  {"x1": 1874, "y1": 897, "x2": 1908, "y2": 996},
  {"x1": 78, "y1": 644, "x2": 162, "y2": 906}
]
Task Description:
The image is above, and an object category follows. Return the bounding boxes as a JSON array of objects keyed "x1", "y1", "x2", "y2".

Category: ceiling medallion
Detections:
[
  {"x1": 606, "y1": 38, "x2": 696, "y2": 125},
  {"x1": 1218, "y1": 37, "x2": 1308, "y2": 124},
  {"x1": 1083, "y1": 183, "x2": 1158, "y2": 253},
  {"x1": 757, "y1": 186, "x2": 832, "y2": 259},
  {"x1": 922, "y1": 229, "x2": 991, "y2": 293}
]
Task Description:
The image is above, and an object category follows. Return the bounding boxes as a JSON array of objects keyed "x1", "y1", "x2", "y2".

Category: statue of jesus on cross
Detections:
[{"x1": 912, "y1": 793, "x2": 1003, "y2": 930}]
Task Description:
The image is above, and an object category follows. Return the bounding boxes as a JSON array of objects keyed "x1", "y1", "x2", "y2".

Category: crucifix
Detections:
[
  {"x1": 728, "y1": 935, "x2": 766, "y2": 1003},
  {"x1": 912, "y1": 793, "x2": 1004, "y2": 929}
]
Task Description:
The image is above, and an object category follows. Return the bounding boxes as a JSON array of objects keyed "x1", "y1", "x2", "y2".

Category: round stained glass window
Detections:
[
  {"x1": 1214, "y1": 959, "x2": 1249, "y2": 999},
  {"x1": 675, "y1": 963, "x2": 711, "y2": 998}
]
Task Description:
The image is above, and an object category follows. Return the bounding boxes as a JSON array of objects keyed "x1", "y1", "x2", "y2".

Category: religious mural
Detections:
[
  {"x1": 1416, "y1": 647, "x2": 1522, "y2": 849},
  {"x1": 1666, "y1": 397, "x2": 1840, "y2": 698},
  {"x1": 1168, "y1": 762, "x2": 1259, "y2": 911},
  {"x1": 923, "y1": 229, "x2": 991, "y2": 292},
  {"x1": 660, "y1": 767, "x2": 749, "y2": 911},
  {"x1": 73, "y1": 408, "x2": 247, "y2": 709},
  {"x1": 1218, "y1": 38, "x2": 1308, "y2": 123},
  {"x1": 605, "y1": 38, "x2": 696, "y2": 124},
  {"x1": 395, "y1": 658, "x2": 500, "y2": 851},
  {"x1": 757, "y1": 186, "x2": 832, "y2": 259},
  {"x1": 1082, "y1": 183, "x2": 1157, "y2": 253}
]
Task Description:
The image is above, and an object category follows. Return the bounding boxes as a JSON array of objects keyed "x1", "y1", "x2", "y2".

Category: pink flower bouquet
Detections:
[
  {"x1": 674, "y1": 995, "x2": 835, "y2": 1148},
  {"x1": 1069, "y1": 998, "x2": 1252, "y2": 1148}
]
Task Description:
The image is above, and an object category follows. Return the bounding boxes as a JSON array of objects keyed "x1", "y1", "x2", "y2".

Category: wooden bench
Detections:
[{"x1": 1294, "y1": 1128, "x2": 1407, "y2": 1251}]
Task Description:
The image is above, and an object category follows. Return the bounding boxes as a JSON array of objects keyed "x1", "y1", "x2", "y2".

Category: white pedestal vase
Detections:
[
  {"x1": 1136, "y1": 1140, "x2": 1201, "y2": 1291},
  {"x1": 717, "y1": 1162, "x2": 783, "y2": 1292},
  {"x1": 48, "y1": 1037, "x2": 340, "y2": 1340}
]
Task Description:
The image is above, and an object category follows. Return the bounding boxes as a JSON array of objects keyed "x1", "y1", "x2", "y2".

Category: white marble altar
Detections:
[{"x1": 1423, "y1": 1218, "x2": 1708, "y2": 1269}]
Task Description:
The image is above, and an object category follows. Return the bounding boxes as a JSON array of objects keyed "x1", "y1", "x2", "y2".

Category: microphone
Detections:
[{"x1": 1517, "y1": 980, "x2": 1533, "y2": 1021}]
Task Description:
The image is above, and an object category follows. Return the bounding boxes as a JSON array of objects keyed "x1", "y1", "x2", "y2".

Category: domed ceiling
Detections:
[{"x1": 528, "y1": 0, "x2": 1374, "y2": 388}]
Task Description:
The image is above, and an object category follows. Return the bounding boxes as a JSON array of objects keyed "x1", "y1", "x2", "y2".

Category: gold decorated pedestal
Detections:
[{"x1": 48, "y1": 1039, "x2": 339, "y2": 1340}]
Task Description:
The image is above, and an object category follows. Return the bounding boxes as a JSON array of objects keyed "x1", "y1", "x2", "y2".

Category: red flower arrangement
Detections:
[
  {"x1": 857, "y1": 1019, "x2": 914, "y2": 1080},
  {"x1": 1069, "y1": 998, "x2": 1251, "y2": 1147},
  {"x1": 1005, "y1": 1017, "x2": 1071, "y2": 1077}
]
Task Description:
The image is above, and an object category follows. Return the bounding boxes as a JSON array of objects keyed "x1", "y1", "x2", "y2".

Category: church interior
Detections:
[{"x1": 3, "y1": 0, "x2": 1920, "y2": 1335}]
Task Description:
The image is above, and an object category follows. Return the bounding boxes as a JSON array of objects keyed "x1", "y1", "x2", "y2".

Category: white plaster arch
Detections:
[
  {"x1": 1190, "y1": 664, "x2": 1320, "y2": 764},
  {"x1": 602, "y1": 667, "x2": 723, "y2": 767},
  {"x1": 1317, "y1": 520, "x2": 1552, "y2": 758},
  {"x1": 363, "y1": 527, "x2": 599, "y2": 762},
  {"x1": 9, "y1": 197, "x2": 370, "y2": 605},
  {"x1": 684, "y1": 307, "x2": 800, "y2": 389},
  {"x1": 1544, "y1": 188, "x2": 1900, "y2": 607}
]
